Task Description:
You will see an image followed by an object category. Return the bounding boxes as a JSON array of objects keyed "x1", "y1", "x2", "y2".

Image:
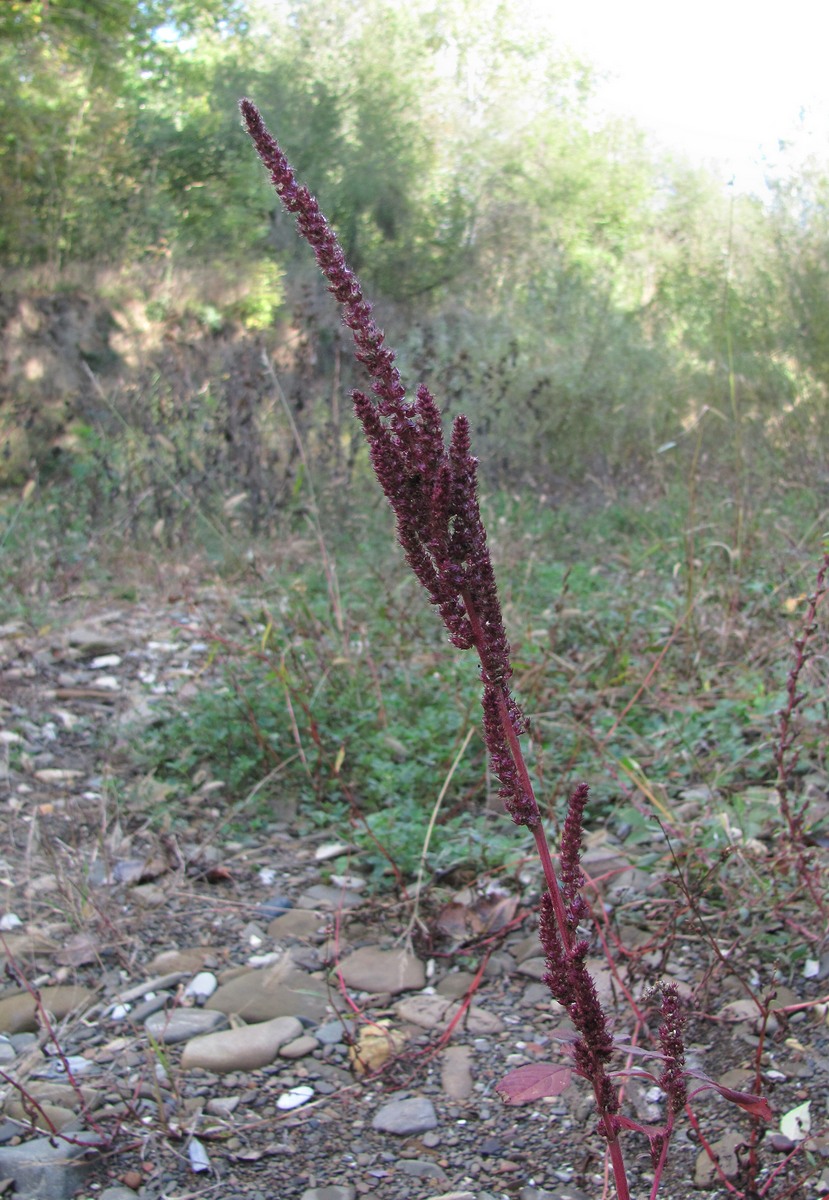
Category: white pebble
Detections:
[
  {"x1": 90, "y1": 655, "x2": 122, "y2": 669},
  {"x1": 188, "y1": 1137, "x2": 211, "y2": 1172},
  {"x1": 276, "y1": 1085, "x2": 314, "y2": 1110},
  {"x1": 184, "y1": 971, "x2": 218, "y2": 1001}
]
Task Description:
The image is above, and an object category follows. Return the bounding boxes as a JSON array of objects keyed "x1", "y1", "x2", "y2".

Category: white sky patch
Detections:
[{"x1": 538, "y1": 0, "x2": 829, "y2": 193}]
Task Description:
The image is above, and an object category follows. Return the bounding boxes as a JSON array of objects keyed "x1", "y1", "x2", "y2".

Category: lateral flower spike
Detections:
[
  {"x1": 240, "y1": 98, "x2": 527, "y2": 816},
  {"x1": 241, "y1": 100, "x2": 640, "y2": 1199}
]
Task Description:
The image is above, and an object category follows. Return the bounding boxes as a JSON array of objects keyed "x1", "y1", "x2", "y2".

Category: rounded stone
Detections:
[
  {"x1": 180, "y1": 1015, "x2": 303, "y2": 1073},
  {"x1": 371, "y1": 1096, "x2": 438, "y2": 1135}
]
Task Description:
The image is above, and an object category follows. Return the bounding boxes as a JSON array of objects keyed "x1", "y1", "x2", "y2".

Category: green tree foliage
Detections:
[
  {"x1": 1, "y1": 0, "x2": 826, "y2": 488},
  {"x1": 0, "y1": 0, "x2": 246, "y2": 263}
]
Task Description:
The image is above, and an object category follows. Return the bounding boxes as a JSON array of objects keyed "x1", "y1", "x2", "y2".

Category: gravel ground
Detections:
[{"x1": 1, "y1": 592, "x2": 828, "y2": 1200}]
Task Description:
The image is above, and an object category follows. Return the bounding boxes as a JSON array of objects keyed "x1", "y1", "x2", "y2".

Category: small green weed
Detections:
[{"x1": 121, "y1": 486, "x2": 827, "y2": 895}]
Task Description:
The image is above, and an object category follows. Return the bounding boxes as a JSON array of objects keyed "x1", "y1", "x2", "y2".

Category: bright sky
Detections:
[{"x1": 544, "y1": 0, "x2": 829, "y2": 193}]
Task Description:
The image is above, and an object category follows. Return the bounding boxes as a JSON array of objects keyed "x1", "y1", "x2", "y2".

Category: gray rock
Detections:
[
  {"x1": 397, "y1": 1158, "x2": 448, "y2": 1180},
  {"x1": 115, "y1": 972, "x2": 188, "y2": 1003},
  {"x1": 99, "y1": 1190, "x2": 140, "y2": 1200},
  {"x1": 206, "y1": 1095, "x2": 241, "y2": 1118},
  {"x1": 372, "y1": 1096, "x2": 438, "y2": 1135},
  {"x1": 268, "y1": 910, "x2": 327, "y2": 939},
  {"x1": 299, "y1": 1188, "x2": 356, "y2": 1200},
  {"x1": 297, "y1": 884, "x2": 362, "y2": 909},
  {"x1": 695, "y1": 1130, "x2": 743, "y2": 1187},
  {"x1": 521, "y1": 982, "x2": 551, "y2": 1006},
  {"x1": 517, "y1": 957, "x2": 546, "y2": 979},
  {"x1": 180, "y1": 1015, "x2": 303, "y2": 1073},
  {"x1": 145, "y1": 1008, "x2": 228, "y2": 1044},
  {"x1": 315, "y1": 1018, "x2": 352, "y2": 1046},
  {"x1": 518, "y1": 1190, "x2": 592, "y2": 1200},
  {"x1": 0, "y1": 986, "x2": 92, "y2": 1034},
  {"x1": 4, "y1": 1099, "x2": 77, "y2": 1132},
  {"x1": 435, "y1": 972, "x2": 477, "y2": 998},
  {"x1": 206, "y1": 966, "x2": 327, "y2": 1023},
  {"x1": 126, "y1": 994, "x2": 168, "y2": 1023},
  {"x1": 278, "y1": 1034, "x2": 320, "y2": 1058},
  {"x1": 256, "y1": 894, "x2": 292, "y2": 921},
  {"x1": 440, "y1": 1045, "x2": 474, "y2": 1099},
  {"x1": 0, "y1": 1131, "x2": 103, "y2": 1200},
  {"x1": 337, "y1": 946, "x2": 425, "y2": 995},
  {"x1": 66, "y1": 625, "x2": 123, "y2": 658},
  {"x1": 394, "y1": 994, "x2": 504, "y2": 1035},
  {"x1": 423, "y1": 1192, "x2": 476, "y2": 1200}
]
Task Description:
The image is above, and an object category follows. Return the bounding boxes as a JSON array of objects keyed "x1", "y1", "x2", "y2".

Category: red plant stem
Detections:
[
  {"x1": 461, "y1": 587, "x2": 573, "y2": 946},
  {"x1": 759, "y1": 1142, "x2": 809, "y2": 1198},
  {"x1": 462, "y1": 589, "x2": 631, "y2": 1200},
  {"x1": 649, "y1": 1110, "x2": 675, "y2": 1200},
  {"x1": 685, "y1": 1104, "x2": 742, "y2": 1195}
]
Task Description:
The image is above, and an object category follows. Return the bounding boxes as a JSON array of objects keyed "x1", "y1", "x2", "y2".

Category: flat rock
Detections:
[
  {"x1": 268, "y1": 910, "x2": 327, "y2": 939},
  {"x1": 509, "y1": 933, "x2": 544, "y2": 963},
  {"x1": 424, "y1": 1194, "x2": 477, "y2": 1200},
  {"x1": 315, "y1": 1018, "x2": 353, "y2": 1045},
  {"x1": 181, "y1": 1015, "x2": 303, "y2": 1073},
  {"x1": 66, "y1": 625, "x2": 123, "y2": 657},
  {"x1": 206, "y1": 965, "x2": 327, "y2": 1023},
  {"x1": 21, "y1": 1081, "x2": 99, "y2": 1111},
  {"x1": 517, "y1": 957, "x2": 546, "y2": 980},
  {"x1": 297, "y1": 884, "x2": 362, "y2": 910},
  {"x1": 4, "y1": 1099, "x2": 77, "y2": 1132},
  {"x1": 0, "y1": 986, "x2": 93, "y2": 1034},
  {"x1": 440, "y1": 1044, "x2": 474, "y2": 1099},
  {"x1": 279, "y1": 1034, "x2": 320, "y2": 1058},
  {"x1": 695, "y1": 1130, "x2": 742, "y2": 1187},
  {"x1": 0, "y1": 931, "x2": 58, "y2": 962},
  {"x1": 394, "y1": 994, "x2": 504, "y2": 1035},
  {"x1": 337, "y1": 946, "x2": 425, "y2": 995},
  {"x1": 372, "y1": 1095, "x2": 438, "y2": 1135},
  {"x1": 300, "y1": 1188, "x2": 356, "y2": 1200},
  {"x1": 146, "y1": 947, "x2": 214, "y2": 974},
  {"x1": 0, "y1": 1131, "x2": 103, "y2": 1200},
  {"x1": 424, "y1": 1193, "x2": 477, "y2": 1200},
  {"x1": 522, "y1": 982, "x2": 552, "y2": 1006},
  {"x1": 518, "y1": 1190, "x2": 592, "y2": 1200},
  {"x1": 255, "y1": 893, "x2": 292, "y2": 921},
  {"x1": 398, "y1": 1158, "x2": 448, "y2": 1180},
  {"x1": 435, "y1": 972, "x2": 477, "y2": 998},
  {"x1": 145, "y1": 1008, "x2": 227, "y2": 1044}
]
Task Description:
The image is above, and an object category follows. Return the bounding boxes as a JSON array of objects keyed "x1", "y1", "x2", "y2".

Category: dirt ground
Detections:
[{"x1": 1, "y1": 577, "x2": 828, "y2": 1200}]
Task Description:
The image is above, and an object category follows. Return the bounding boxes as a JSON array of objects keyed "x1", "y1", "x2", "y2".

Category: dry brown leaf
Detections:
[
  {"x1": 55, "y1": 932, "x2": 102, "y2": 966},
  {"x1": 348, "y1": 1020, "x2": 405, "y2": 1076}
]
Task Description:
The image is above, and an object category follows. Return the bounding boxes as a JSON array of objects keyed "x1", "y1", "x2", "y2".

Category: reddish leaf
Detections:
[
  {"x1": 55, "y1": 932, "x2": 102, "y2": 966},
  {"x1": 712, "y1": 1084, "x2": 773, "y2": 1121},
  {"x1": 203, "y1": 864, "x2": 234, "y2": 883},
  {"x1": 495, "y1": 1062, "x2": 572, "y2": 1105},
  {"x1": 474, "y1": 892, "x2": 519, "y2": 933},
  {"x1": 686, "y1": 1070, "x2": 773, "y2": 1121},
  {"x1": 435, "y1": 901, "x2": 483, "y2": 940}
]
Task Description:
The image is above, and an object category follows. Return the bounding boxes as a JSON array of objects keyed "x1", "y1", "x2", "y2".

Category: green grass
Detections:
[
  {"x1": 5, "y1": 466, "x2": 825, "y2": 891},
  {"x1": 114, "y1": 480, "x2": 828, "y2": 889}
]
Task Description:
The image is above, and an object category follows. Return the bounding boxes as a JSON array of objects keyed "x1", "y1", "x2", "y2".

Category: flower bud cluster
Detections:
[{"x1": 242, "y1": 99, "x2": 529, "y2": 823}]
